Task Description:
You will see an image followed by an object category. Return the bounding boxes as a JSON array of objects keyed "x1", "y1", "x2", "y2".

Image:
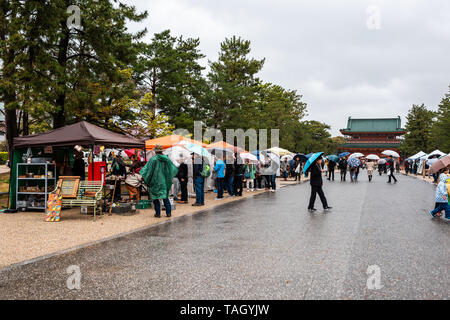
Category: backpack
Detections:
[{"x1": 201, "y1": 163, "x2": 211, "y2": 178}]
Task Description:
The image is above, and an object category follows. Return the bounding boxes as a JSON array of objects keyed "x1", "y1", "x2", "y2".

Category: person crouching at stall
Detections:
[
  {"x1": 140, "y1": 144, "x2": 178, "y2": 218},
  {"x1": 125, "y1": 164, "x2": 143, "y2": 201}
]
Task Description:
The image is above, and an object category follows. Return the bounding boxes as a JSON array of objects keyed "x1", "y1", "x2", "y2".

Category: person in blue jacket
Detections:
[{"x1": 214, "y1": 155, "x2": 226, "y2": 200}]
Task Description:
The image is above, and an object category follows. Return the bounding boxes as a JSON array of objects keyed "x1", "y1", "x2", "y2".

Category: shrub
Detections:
[{"x1": 0, "y1": 152, "x2": 8, "y2": 165}]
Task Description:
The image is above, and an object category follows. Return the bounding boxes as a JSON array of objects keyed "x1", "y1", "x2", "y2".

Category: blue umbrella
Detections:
[
  {"x1": 180, "y1": 142, "x2": 210, "y2": 157},
  {"x1": 338, "y1": 152, "x2": 350, "y2": 158},
  {"x1": 327, "y1": 155, "x2": 339, "y2": 162},
  {"x1": 303, "y1": 152, "x2": 324, "y2": 176},
  {"x1": 250, "y1": 150, "x2": 260, "y2": 160},
  {"x1": 348, "y1": 157, "x2": 361, "y2": 167},
  {"x1": 305, "y1": 153, "x2": 314, "y2": 159}
]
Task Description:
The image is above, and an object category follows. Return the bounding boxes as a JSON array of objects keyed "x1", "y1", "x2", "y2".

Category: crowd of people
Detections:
[
  {"x1": 134, "y1": 145, "x2": 301, "y2": 218},
  {"x1": 102, "y1": 145, "x2": 449, "y2": 222}
]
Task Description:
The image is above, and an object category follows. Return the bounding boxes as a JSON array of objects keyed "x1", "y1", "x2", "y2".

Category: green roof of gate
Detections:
[{"x1": 340, "y1": 117, "x2": 405, "y2": 133}]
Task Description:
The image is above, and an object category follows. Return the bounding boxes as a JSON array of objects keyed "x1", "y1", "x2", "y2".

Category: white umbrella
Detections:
[
  {"x1": 265, "y1": 147, "x2": 293, "y2": 156},
  {"x1": 164, "y1": 146, "x2": 191, "y2": 167},
  {"x1": 378, "y1": 158, "x2": 387, "y2": 164},
  {"x1": 382, "y1": 150, "x2": 400, "y2": 158},
  {"x1": 240, "y1": 152, "x2": 258, "y2": 162},
  {"x1": 426, "y1": 158, "x2": 438, "y2": 166},
  {"x1": 349, "y1": 152, "x2": 364, "y2": 159},
  {"x1": 427, "y1": 149, "x2": 446, "y2": 159},
  {"x1": 281, "y1": 154, "x2": 294, "y2": 161},
  {"x1": 365, "y1": 154, "x2": 380, "y2": 160}
]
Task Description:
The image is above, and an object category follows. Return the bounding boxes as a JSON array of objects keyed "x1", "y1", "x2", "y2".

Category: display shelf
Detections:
[{"x1": 16, "y1": 163, "x2": 56, "y2": 211}]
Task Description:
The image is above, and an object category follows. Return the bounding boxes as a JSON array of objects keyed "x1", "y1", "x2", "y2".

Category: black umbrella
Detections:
[{"x1": 294, "y1": 153, "x2": 308, "y2": 162}]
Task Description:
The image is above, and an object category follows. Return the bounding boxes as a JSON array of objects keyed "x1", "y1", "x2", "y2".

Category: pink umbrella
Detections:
[{"x1": 429, "y1": 154, "x2": 450, "y2": 174}]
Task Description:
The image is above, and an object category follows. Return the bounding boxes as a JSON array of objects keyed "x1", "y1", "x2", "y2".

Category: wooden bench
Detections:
[{"x1": 51, "y1": 180, "x2": 103, "y2": 221}]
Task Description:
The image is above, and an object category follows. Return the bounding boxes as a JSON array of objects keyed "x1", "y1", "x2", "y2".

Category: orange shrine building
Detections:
[{"x1": 337, "y1": 117, "x2": 406, "y2": 157}]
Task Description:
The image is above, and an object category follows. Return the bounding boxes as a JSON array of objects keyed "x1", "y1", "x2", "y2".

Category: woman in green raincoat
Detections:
[{"x1": 140, "y1": 145, "x2": 178, "y2": 218}]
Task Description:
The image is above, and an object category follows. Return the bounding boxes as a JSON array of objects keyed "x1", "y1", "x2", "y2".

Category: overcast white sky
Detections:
[{"x1": 123, "y1": 0, "x2": 450, "y2": 136}]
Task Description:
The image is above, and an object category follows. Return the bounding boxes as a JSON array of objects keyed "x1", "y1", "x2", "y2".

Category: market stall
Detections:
[{"x1": 10, "y1": 121, "x2": 145, "y2": 211}]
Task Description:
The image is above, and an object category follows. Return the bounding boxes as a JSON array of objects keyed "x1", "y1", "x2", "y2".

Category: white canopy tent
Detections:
[{"x1": 406, "y1": 151, "x2": 427, "y2": 160}]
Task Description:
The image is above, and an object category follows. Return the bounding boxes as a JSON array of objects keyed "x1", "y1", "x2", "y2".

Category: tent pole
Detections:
[{"x1": 91, "y1": 144, "x2": 95, "y2": 180}]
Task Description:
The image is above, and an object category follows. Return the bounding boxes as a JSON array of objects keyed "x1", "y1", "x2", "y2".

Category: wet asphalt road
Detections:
[{"x1": 1, "y1": 173, "x2": 449, "y2": 300}]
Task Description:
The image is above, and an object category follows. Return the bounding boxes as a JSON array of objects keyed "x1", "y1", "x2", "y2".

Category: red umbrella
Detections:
[
  {"x1": 429, "y1": 154, "x2": 450, "y2": 174},
  {"x1": 124, "y1": 149, "x2": 140, "y2": 160}
]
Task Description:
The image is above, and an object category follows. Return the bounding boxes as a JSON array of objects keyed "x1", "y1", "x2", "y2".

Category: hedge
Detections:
[{"x1": 0, "y1": 152, "x2": 8, "y2": 165}]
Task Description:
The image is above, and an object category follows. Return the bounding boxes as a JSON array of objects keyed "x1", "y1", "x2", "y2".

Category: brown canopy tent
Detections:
[
  {"x1": 13, "y1": 121, "x2": 144, "y2": 148},
  {"x1": 8, "y1": 121, "x2": 145, "y2": 210}
]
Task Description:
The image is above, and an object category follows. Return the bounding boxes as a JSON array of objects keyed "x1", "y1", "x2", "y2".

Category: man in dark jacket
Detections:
[
  {"x1": 338, "y1": 158, "x2": 347, "y2": 181},
  {"x1": 192, "y1": 154, "x2": 205, "y2": 206},
  {"x1": 308, "y1": 158, "x2": 332, "y2": 211},
  {"x1": 176, "y1": 158, "x2": 188, "y2": 204},
  {"x1": 225, "y1": 158, "x2": 235, "y2": 197},
  {"x1": 234, "y1": 155, "x2": 244, "y2": 196},
  {"x1": 327, "y1": 160, "x2": 336, "y2": 181},
  {"x1": 387, "y1": 156, "x2": 398, "y2": 183}
]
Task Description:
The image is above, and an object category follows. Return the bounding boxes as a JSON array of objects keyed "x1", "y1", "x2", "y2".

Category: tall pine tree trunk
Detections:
[{"x1": 53, "y1": 21, "x2": 70, "y2": 128}]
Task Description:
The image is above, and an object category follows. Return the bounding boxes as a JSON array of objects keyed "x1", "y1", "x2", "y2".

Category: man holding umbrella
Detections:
[
  {"x1": 387, "y1": 155, "x2": 398, "y2": 183},
  {"x1": 338, "y1": 157, "x2": 348, "y2": 182},
  {"x1": 304, "y1": 152, "x2": 332, "y2": 212}
]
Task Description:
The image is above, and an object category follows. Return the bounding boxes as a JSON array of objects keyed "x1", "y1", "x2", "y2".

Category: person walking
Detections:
[
  {"x1": 387, "y1": 155, "x2": 398, "y2": 183},
  {"x1": 429, "y1": 173, "x2": 449, "y2": 220},
  {"x1": 176, "y1": 157, "x2": 188, "y2": 204},
  {"x1": 234, "y1": 155, "x2": 244, "y2": 196},
  {"x1": 281, "y1": 158, "x2": 289, "y2": 181},
  {"x1": 244, "y1": 159, "x2": 256, "y2": 191},
  {"x1": 214, "y1": 155, "x2": 226, "y2": 200},
  {"x1": 140, "y1": 144, "x2": 178, "y2": 218},
  {"x1": 192, "y1": 153, "x2": 205, "y2": 206},
  {"x1": 338, "y1": 157, "x2": 347, "y2": 182},
  {"x1": 366, "y1": 160, "x2": 375, "y2": 182},
  {"x1": 354, "y1": 163, "x2": 360, "y2": 182},
  {"x1": 294, "y1": 160, "x2": 302, "y2": 181},
  {"x1": 327, "y1": 159, "x2": 336, "y2": 181},
  {"x1": 307, "y1": 157, "x2": 332, "y2": 211}
]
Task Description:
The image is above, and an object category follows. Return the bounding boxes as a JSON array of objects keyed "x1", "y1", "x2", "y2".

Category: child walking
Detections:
[{"x1": 429, "y1": 173, "x2": 449, "y2": 220}]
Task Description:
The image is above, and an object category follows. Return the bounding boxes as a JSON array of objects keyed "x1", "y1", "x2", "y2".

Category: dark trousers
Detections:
[
  {"x1": 264, "y1": 175, "x2": 271, "y2": 188},
  {"x1": 226, "y1": 176, "x2": 234, "y2": 196},
  {"x1": 388, "y1": 170, "x2": 397, "y2": 183},
  {"x1": 328, "y1": 170, "x2": 335, "y2": 180},
  {"x1": 153, "y1": 198, "x2": 171, "y2": 216},
  {"x1": 234, "y1": 175, "x2": 243, "y2": 196},
  {"x1": 194, "y1": 176, "x2": 205, "y2": 204},
  {"x1": 340, "y1": 169, "x2": 346, "y2": 181},
  {"x1": 254, "y1": 176, "x2": 262, "y2": 189},
  {"x1": 270, "y1": 174, "x2": 276, "y2": 190},
  {"x1": 217, "y1": 177, "x2": 224, "y2": 198},
  {"x1": 180, "y1": 179, "x2": 188, "y2": 201},
  {"x1": 308, "y1": 185, "x2": 328, "y2": 209}
]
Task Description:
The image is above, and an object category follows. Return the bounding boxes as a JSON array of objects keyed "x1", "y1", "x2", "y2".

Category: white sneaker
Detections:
[
  {"x1": 251, "y1": 189, "x2": 254, "y2": 192},
  {"x1": 247, "y1": 189, "x2": 250, "y2": 192},
  {"x1": 214, "y1": 197, "x2": 223, "y2": 200}
]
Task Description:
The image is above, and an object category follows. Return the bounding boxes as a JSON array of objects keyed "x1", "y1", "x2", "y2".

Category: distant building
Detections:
[{"x1": 338, "y1": 116, "x2": 406, "y2": 157}]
